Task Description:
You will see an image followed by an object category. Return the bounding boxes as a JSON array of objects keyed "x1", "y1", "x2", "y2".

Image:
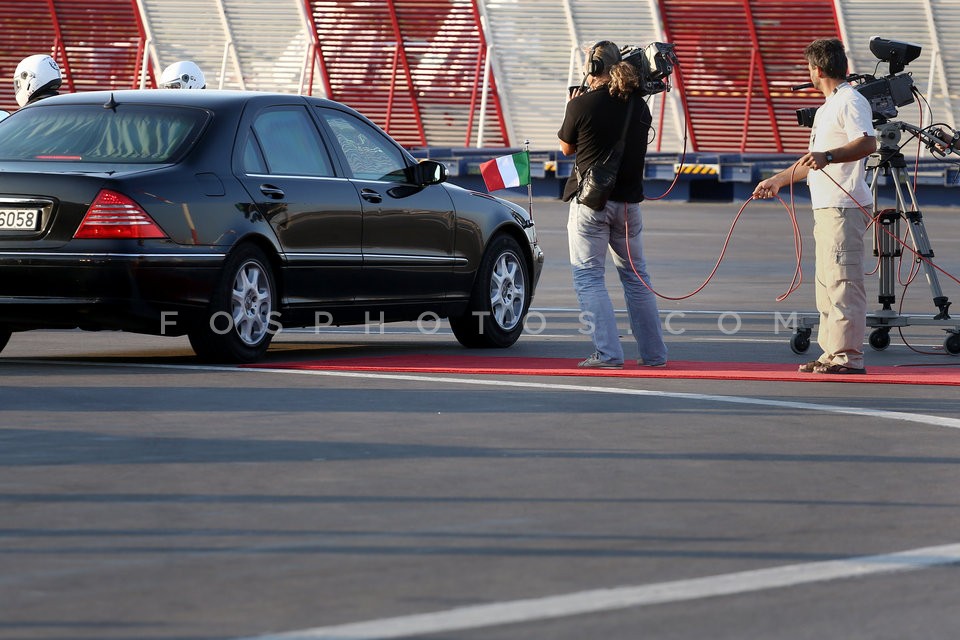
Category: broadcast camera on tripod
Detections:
[
  {"x1": 790, "y1": 36, "x2": 960, "y2": 356},
  {"x1": 795, "y1": 37, "x2": 919, "y2": 128}
]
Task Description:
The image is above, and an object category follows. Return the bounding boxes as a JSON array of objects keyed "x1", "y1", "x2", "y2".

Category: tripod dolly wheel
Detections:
[
  {"x1": 869, "y1": 328, "x2": 891, "y2": 351},
  {"x1": 944, "y1": 331, "x2": 960, "y2": 355},
  {"x1": 790, "y1": 328, "x2": 811, "y2": 354}
]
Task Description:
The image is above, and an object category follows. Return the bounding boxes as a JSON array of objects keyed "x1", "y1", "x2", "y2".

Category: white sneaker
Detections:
[{"x1": 578, "y1": 353, "x2": 623, "y2": 369}]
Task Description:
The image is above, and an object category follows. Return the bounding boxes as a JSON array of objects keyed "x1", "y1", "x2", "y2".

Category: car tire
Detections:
[
  {"x1": 450, "y1": 234, "x2": 530, "y2": 348},
  {"x1": 188, "y1": 245, "x2": 277, "y2": 363}
]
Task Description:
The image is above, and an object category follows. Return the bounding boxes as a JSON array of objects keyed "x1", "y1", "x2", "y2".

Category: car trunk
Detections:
[{"x1": 0, "y1": 164, "x2": 146, "y2": 249}]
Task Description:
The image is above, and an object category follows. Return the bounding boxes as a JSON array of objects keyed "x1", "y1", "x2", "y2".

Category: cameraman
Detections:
[
  {"x1": 558, "y1": 40, "x2": 667, "y2": 369},
  {"x1": 753, "y1": 38, "x2": 877, "y2": 374}
]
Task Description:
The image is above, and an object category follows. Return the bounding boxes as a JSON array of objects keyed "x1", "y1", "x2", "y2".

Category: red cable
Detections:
[
  {"x1": 646, "y1": 106, "x2": 689, "y2": 201},
  {"x1": 644, "y1": 145, "x2": 685, "y2": 201},
  {"x1": 894, "y1": 279, "x2": 945, "y2": 356},
  {"x1": 818, "y1": 166, "x2": 960, "y2": 357},
  {"x1": 616, "y1": 153, "x2": 959, "y2": 338},
  {"x1": 822, "y1": 172, "x2": 960, "y2": 289},
  {"x1": 622, "y1": 194, "x2": 802, "y2": 301}
]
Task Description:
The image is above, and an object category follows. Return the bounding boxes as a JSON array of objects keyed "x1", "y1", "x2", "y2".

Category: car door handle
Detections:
[
  {"x1": 259, "y1": 184, "x2": 285, "y2": 200},
  {"x1": 360, "y1": 188, "x2": 382, "y2": 204}
]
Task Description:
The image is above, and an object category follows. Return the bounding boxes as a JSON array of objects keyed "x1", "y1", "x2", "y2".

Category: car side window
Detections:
[
  {"x1": 241, "y1": 134, "x2": 267, "y2": 174},
  {"x1": 316, "y1": 108, "x2": 408, "y2": 182},
  {"x1": 248, "y1": 107, "x2": 333, "y2": 177}
]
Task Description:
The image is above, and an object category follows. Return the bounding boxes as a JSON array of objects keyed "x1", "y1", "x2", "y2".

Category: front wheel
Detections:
[
  {"x1": 188, "y1": 245, "x2": 277, "y2": 363},
  {"x1": 869, "y1": 328, "x2": 891, "y2": 351},
  {"x1": 450, "y1": 235, "x2": 530, "y2": 348},
  {"x1": 945, "y1": 331, "x2": 960, "y2": 355},
  {"x1": 789, "y1": 329, "x2": 811, "y2": 354}
]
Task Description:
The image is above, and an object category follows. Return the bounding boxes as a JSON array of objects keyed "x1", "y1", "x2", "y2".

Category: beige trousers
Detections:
[{"x1": 813, "y1": 207, "x2": 868, "y2": 368}]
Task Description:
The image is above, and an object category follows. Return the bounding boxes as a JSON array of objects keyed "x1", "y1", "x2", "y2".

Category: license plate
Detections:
[{"x1": 0, "y1": 209, "x2": 41, "y2": 231}]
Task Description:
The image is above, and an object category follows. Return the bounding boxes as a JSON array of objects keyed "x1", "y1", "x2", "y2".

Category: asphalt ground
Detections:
[{"x1": 2, "y1": 196, "x2": 960, "y2": 640}]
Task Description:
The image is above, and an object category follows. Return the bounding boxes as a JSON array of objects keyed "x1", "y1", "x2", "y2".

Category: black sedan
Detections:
[{"x1": 0, "y1": 90, "x2": 543, "y2": 362}]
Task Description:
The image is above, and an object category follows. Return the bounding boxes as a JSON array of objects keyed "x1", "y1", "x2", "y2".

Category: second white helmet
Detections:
[
  {"x1": 14, "y1": 54, "x2": 62, "y2": 107},
  {"x1": 160, "y1": 61, "x2": 206, "y2": 90}
]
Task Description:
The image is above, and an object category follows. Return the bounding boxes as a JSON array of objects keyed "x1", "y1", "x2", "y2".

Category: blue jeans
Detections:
[{"x1": 568, "y1": 199, "x2": 667, "y2": 365}]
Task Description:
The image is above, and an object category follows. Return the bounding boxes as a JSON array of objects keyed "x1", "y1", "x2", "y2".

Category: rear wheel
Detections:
[
  {"x1": 450, "y1": 235, "x2": 530, "y2": 348},
  {"x1": 188, "y1": 245, "x2": 277, "y2": 363}
]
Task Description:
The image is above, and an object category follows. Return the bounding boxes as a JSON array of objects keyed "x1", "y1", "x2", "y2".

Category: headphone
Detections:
[{"x1": 588, "y1": 40, "x2": 619, "y2": 77}]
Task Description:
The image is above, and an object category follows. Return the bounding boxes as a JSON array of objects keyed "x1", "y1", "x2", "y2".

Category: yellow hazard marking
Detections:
[{"x1": 673, "y1": 164, "x2": 719, "y2": 175}]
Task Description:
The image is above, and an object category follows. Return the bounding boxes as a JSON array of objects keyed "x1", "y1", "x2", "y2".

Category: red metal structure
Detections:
[
  {"x1": 303, "y1": 0, "x2": 509, "y2": 148},
  {"x1": 0, "y1": 0, "x2": 149, "y2": 113},
  {"x1": 0, "y1": 0, "x2": 842, "y2": 153},
  {"x1": 657, "y1": 0, "x2": 839, "y2": 153}
]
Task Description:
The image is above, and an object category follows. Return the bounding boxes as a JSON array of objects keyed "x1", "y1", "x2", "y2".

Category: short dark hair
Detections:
[{"x1": 804, "y1": 38, "x2": 848, "y2": 80}]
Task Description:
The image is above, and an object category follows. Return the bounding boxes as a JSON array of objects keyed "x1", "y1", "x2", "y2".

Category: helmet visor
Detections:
[
  {"x1": 14, "y1": 72, "x2": 31, "y2": 107},
  {"x1": 162, "y1": 73, "x2": 192, "y2": 90}
]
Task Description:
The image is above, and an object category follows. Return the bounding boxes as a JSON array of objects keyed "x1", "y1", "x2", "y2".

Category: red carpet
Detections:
[{"x1": 248, "y1": 355, "x2": 960, "y2": 386}]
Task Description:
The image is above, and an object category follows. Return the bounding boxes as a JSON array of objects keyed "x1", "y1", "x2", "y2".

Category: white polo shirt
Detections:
[{"x1": 806, "y1": 82, "x2": 874, "y2": 209}]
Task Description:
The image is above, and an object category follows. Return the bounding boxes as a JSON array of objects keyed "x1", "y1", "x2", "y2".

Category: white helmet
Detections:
[
  {"x1": 14, "y1": 54, "x2": 62, "y2": 107},
  {"x1": 160, "y1": 61, "x2": 206, "y2": 90}
]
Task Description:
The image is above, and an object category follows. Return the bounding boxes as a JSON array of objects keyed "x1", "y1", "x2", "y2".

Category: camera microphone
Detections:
[{"x1": 791, "y1": 82, "x2": 814, "y2": 91}]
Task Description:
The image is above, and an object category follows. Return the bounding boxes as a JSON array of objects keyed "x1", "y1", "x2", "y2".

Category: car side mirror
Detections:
[{"x1": 409, "y1": 159, "x2": 447, "y2": 186}]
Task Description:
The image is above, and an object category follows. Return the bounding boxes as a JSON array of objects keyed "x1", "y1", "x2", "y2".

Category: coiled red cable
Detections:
[{"x1": 622, "y1": 192, "x2": 803, "y2": 301}]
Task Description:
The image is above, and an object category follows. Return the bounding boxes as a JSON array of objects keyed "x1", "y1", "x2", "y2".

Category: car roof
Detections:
[{"x1": 25, "y1": 89, "x2": 348, "y2": 112}]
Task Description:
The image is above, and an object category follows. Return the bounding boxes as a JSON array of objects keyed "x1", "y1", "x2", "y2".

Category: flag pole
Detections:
[{"x1": 524, "y1": 139, "x2": 534, "y2": 223}]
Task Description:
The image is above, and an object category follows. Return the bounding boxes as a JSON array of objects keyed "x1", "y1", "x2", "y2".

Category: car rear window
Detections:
[{"x1": 0, "y1": 104, "x2": 208, "y2": 163}]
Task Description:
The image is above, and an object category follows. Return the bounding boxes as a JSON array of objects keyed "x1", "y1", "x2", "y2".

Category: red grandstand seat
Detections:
[{"x1": 658, "y1": 0, "x2": 836, "y2": 153}]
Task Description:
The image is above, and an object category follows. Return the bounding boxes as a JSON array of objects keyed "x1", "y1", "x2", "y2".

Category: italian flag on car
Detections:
[{"x1": 480, "y1": 151, "x2": 530, "y2": 192}]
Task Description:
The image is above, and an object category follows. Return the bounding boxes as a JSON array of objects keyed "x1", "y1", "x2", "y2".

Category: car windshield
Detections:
[{"x1": 0, "y1": 104, "x2": 208, "y2": 163}]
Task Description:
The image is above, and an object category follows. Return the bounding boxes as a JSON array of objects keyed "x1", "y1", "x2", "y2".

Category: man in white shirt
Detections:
[{"x1": 753, "y1": 38, "x2": 877, "y2": 374}]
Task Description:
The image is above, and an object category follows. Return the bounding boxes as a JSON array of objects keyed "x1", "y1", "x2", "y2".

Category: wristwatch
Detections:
[{"x1": 824, "y1": 151, "x2": 834, "y2": 164}]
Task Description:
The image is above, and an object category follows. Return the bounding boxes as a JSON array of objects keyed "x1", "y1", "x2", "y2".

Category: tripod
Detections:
[{"x1": 789, "y1": 121, "x2": 960, "y2": 355}]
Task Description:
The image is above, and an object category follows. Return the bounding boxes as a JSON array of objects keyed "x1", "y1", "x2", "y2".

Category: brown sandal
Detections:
[
  {"x1": 798, "y1": 360, "x2": 823, "y2": 373},
  {"x1": 813, "y1": 363, "x2": 867, "y2": 375}
]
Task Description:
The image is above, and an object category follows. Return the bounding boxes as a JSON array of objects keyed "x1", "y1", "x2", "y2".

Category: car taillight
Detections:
[{"x1": 74, "y1": 189, "x2": 168, "y2": 239}]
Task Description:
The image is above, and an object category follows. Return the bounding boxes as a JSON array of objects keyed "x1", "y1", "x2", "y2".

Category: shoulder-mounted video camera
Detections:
[
  {"x1": 796, "y1": 36, "x2": 919, "y2": 128},
  {"x1": 619, "y1": 42, "x2": 679, "y2": 96}
]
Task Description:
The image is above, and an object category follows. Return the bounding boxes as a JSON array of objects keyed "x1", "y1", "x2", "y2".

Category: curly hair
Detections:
[{"x1": 606, "y1": 61, "x2": 640, "y2": 100}]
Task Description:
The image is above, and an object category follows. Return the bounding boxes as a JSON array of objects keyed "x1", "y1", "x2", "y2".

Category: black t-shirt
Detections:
[{"x1": 558, "y1": 87, "x2": 651, "y2": 203}]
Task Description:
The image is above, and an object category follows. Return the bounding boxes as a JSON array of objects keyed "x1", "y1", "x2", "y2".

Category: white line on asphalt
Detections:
[
  {"x1": 236, "y1": 541, "x2": 960, "y2": 640},
  {"x1": 239, "y1": 367, "x2": 960, "y2": 431},
  {"x1": 9, "y1": 359, "x2": 960, "y2": 636},
  {"x1": 10, "y1": 359, "x2": 958, "y2": 430},
  {"x1": 7, "y1": 358, "x2": 959, "y2": 430}
]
